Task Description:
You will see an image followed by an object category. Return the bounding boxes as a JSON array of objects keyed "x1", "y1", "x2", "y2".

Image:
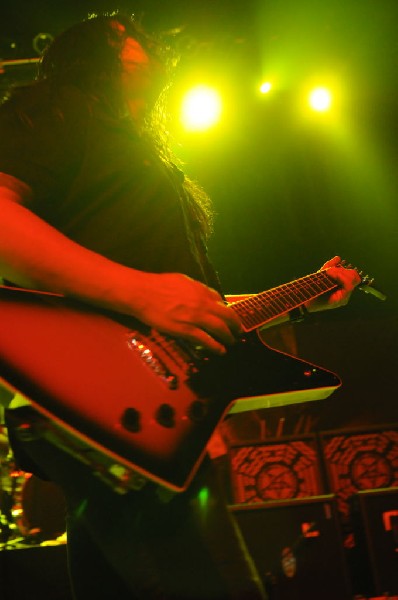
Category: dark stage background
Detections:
[{"x1": 1, "y1": 0, "x2": 397, "y2": 435}]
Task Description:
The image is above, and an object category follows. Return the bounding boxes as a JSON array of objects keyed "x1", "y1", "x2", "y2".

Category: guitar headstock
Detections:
[{"x1": 340, "y1": 260, "x2": 386, "y2": 301}]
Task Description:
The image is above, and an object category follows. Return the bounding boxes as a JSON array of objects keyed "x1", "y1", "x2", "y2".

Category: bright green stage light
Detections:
[
  {"x1": 309, "y1": 87, "x2": 332, "y2": 112},
  {"x1": 180, "y1": 86, "x2": 222, "y2": 131},
  {"x1": 198, "y1": 486, "x2": 209, "y2": 509}
]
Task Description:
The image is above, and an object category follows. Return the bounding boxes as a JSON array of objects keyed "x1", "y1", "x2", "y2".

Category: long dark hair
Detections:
[
  {"x1": 7, "y1": 13, "x2": 214, "y2": 236},
  {"x1": 38, "y1": 14, "x2": 167, "y2": 113}
]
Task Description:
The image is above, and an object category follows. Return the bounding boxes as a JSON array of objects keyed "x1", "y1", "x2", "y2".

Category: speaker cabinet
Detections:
[
  {"x1": 229, "y1": 436, "x2": 324, "y2": 505},
  {"x1": 231, "y1": 495, "x2": 351, "y2": 600},
  {"x1": 320, "y1": 427, "x2": 398, "y2": 519},
  {"x1": 351, "y1": 487, "x2": 398, "y2": 596}
]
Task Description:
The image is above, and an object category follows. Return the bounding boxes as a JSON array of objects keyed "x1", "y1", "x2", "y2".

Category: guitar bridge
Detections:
[{"x1": 127, "y1": 332, "x2": 178, "y2": 389}]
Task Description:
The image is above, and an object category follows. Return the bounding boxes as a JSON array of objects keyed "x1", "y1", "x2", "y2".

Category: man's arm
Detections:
[{"x1": 0, "y1": 175, "x2": 241, "y2": 354}]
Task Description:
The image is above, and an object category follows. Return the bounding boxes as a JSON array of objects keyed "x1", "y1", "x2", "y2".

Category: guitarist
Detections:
[{"x1": 0, "y1": 13, "x2": 360, "y2": 600}]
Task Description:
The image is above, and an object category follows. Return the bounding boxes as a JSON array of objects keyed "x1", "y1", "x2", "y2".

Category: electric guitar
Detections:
[{"x1": 0, "y1": 266, "x2": 383, "y2": 493}]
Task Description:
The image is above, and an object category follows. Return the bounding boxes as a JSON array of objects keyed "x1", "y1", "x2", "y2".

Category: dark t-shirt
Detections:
[{"x1": 0, "y1": 84, "x2": 220, "y2": 289}]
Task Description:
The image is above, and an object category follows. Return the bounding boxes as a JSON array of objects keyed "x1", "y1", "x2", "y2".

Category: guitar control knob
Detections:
[
  {"x1": 120, "y1": 407, "x2": 141, "y2": 433},
  {"x1": 187, "y1": 400, "x2": 207, "y2": 423},
  {"x1": 155, "y1": 403, "x2": 175, "y2": 428}
]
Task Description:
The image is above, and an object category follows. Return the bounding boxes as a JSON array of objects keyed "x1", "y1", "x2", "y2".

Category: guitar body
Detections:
[{"x1": 0, "y1": 285, "x2": 340, "y2": 492}]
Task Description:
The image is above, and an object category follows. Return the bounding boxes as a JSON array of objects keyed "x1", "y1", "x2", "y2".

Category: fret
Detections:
[{"x1": 230, "y1": 270, "x2": 339, "y2": 331}]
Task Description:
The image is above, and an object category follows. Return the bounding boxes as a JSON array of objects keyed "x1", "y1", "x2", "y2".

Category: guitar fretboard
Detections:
[{"x1": 231, "y1": 270, "x2": 339, "y2": 331}]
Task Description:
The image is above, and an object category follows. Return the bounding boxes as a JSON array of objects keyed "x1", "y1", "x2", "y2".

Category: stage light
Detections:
[
  {"x1": 198, "y1": 486, "x2": 209, "y2": 509},
  {"x1": 260, "y1": 81, "x2": 272, "y2": 94},
  {"x1": 180, "y1": 85, "x2": 222, "y2": 131},
  {"x1": 309, "y1": 87, "x2": 332, "y2": 112}
]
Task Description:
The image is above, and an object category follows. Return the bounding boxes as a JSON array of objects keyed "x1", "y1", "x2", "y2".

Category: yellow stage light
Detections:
[
  {"x1": 260, "y1": 81, "x2": 272, "y2": 94},
  {"x1": 180, "y1": 85, "x2": 222, "y2": 131},
  {"x1": 309, "y1": 87, "x2": 332, "y2": 112}
]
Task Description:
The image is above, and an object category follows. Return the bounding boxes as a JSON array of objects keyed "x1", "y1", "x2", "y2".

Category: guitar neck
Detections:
[{"x1": 230, "y1": 269, "x2": 339, "y2": 331}]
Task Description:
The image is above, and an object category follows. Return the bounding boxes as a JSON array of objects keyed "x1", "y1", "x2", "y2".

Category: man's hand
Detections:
[
  {"x1": 306, "y1": 256, "x2": 362, "y2": 313},
  {"x1": 130, "y1": 272, "x2": 243, "y2": 355}
]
